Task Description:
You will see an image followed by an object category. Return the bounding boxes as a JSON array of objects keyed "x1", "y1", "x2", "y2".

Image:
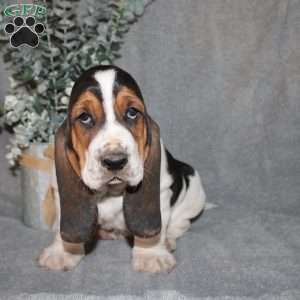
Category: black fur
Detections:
[{"x1": 165, "y1": 149, "x2": 195, "y2": 206}]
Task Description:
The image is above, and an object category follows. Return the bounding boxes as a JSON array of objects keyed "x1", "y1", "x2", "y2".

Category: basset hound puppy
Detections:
[{"x1": 38, "y1": 65, "x2": 206, "y2": 273}]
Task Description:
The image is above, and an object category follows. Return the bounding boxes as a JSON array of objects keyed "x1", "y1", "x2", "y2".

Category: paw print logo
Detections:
[{"x1": 4, "y1": 16, "x2": 45, "y2": 48}]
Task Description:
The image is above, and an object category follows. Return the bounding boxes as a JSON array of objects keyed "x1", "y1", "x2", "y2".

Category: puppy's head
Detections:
[
  {"x1": 56, "y1": 65, "x2": 161, "y2": 238},
  {"x1": 66, "y1": 66, "x2": 152, "y2": 193}
]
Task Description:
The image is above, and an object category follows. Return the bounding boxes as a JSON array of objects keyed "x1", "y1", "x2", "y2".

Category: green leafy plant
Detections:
[{"x1": 0, "y1": 0, "x2": 152, "y2": 166}]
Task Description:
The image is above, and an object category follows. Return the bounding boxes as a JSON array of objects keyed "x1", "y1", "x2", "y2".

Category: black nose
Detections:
[{"x1": 101, "y1": 153, "x2": 128, "y2": 171}]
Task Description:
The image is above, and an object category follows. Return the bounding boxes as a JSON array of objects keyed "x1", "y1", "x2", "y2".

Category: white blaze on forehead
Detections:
[{"x1": 94, "y1": 69, "x2": 116, "y2": 122}]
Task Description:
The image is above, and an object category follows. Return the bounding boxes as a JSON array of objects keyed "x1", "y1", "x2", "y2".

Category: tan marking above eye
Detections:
[
  {"x1": 69, "y1": 90, "x2": 104, "y2": 172},
  {"x1": 71, "y1": 91, "x2": 104, "y2": 122},
  {"x1": 115, "y1": 87, "x2": 145, "y2": 115},
  {"x1": 115, "y1": 86, "x2": 147, "y2": 160}
]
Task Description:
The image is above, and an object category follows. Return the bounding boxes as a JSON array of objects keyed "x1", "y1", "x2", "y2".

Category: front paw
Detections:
[
  {"x1": 38, "y1": 240, "x2": 83, "y2": 271},
  {"x1": 132, "y1": 247, "x2": 176, "y2": 273}
]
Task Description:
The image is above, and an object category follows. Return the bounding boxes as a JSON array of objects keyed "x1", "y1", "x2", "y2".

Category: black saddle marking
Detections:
[{"x1": 165, "y1": 149, "x2": 195, "y2": 206}]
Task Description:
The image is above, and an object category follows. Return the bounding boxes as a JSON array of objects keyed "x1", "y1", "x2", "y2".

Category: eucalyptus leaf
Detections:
[{"x1": 1, "y1": 0, "x2": 152, "y2": 166}]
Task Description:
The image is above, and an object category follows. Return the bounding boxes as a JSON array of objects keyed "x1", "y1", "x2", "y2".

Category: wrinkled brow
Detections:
[
  {"x1": 116, "y1": 87, "x2": 145, "y2": 113},
  {"x1": 86, "y1": 86, "x2": 103, "y2": 101},
  {"x1": 71, "y1": 91, "x2": 104, "y2": 121}
]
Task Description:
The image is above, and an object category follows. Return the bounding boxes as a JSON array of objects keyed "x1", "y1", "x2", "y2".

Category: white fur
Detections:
[
  {"x1": 97, "y1": 196, "x2": 126, "y2": 232},
  {"x1": 166, "y1": 170, "x2": 206, "y2": 251},
  {"x1": 40, "y1": 140, "x2": 205, "y2": 272},
  {"x1": 38, "y1": 233, "x2": 83, "y2": 271},
  {"x1": 132, "y1": 242, "x2": 176, "y2": 273},
  {"x1": 132, "y1": 141, "x2": 205, "y2": 271},
  {"x1": 39, "y1": 140, "x2": 205, "y2": 273},
  {"x1": 81, "y1": 69, "x2": 143, "y2": 190},
  {"x1": 95, "y1": 69, "x2": 116, "y2": 122},
  {"x1": 97, "y1": 141, "x2": 205, "y2": 272}
]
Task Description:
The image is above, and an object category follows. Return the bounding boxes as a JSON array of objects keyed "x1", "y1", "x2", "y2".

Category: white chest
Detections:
[{"x1": 97, "y1": 196, "x2": 127, "y2": 231}]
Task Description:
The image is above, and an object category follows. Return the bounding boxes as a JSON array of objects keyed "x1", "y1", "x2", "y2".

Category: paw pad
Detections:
[{"x1": 4, "y1": 16, "x2": 45, "y2": 48}]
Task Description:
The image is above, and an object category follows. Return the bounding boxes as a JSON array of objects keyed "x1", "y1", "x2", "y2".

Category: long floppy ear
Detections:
[
  {"x1": 55, "y1": 120, "x2": 98, "y2": 254},
  {"x1": 123, "y1": 117, "x2": 161, "y2": 238}
]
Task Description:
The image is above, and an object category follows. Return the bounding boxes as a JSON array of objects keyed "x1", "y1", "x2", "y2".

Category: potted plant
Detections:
[{"x1": 0, "y1": 0, "x2": 152, "y2": 230}]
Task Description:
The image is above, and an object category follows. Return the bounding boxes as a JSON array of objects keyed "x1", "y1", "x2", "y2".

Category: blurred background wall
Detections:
[{"x1": 1, "y1": 0, "x2": 300, "y2": 219}]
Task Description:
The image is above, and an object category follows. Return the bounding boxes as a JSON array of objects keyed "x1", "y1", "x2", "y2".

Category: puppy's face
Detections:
[{"x1": 67, "y1": 67, "x2": 149, "y2": 192}]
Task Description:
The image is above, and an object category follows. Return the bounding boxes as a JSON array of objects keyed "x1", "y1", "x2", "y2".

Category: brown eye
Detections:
[
  {"x1": 78, "y1": 112, "x2": 94, "y2": 127},
  {"x1": 125, "y1": 107, "x2": 139, "y2": 120}
]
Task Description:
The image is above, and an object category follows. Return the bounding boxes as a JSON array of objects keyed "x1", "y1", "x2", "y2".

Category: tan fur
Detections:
[
  {"x1": 68, "y1": 91, "x2": 104, "y2": 174},
  {"x1": 42, "y1": 186, "x2": 57, "y2": 228},
  {"x1": 68, "y1": 88, "x2": 148, "y2": 175},
  {"x1": 115, "y1": 87, "x2": 148, "y2": 160}
]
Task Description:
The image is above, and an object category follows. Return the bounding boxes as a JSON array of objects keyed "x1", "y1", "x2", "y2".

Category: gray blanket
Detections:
[{"x1": 1, "y1": 0, "x2": 300, "y2": 299}]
